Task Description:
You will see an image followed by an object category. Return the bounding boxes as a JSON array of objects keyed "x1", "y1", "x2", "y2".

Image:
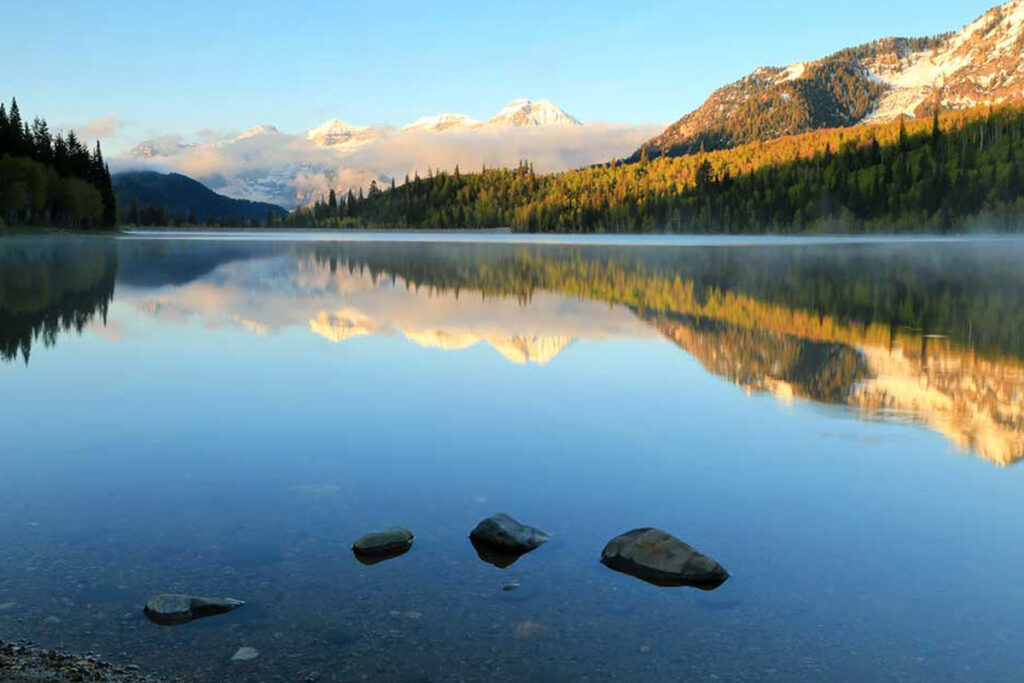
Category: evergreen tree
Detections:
[
  {"x1": 0, "y1": 103, "x2": 8, "y2": 156},
  {"x1": 7, "y1": 98, "x2": 24, "y2": 156}
]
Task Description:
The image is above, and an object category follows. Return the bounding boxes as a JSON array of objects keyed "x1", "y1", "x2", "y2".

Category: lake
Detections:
[{"x1": 1, "y1": 232, "x2": 1023, "y2": 682}]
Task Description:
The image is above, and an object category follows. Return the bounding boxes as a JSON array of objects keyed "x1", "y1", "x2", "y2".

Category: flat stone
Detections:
[
  {"x1": 352, "y1": 527, "x2": 414, "y2": 556},
  {"x1": 600, "y1": 528, "x2": 729, "y2": 590},
  {"x1": 470, "y1": 514, "x2": 549, "y2": 553},
  {"x1": 231, "y1": 646, "x2": 259, "y2": 662},
  {"x1": 143, "y1": 594, "x2": 244, "y2": 626}
]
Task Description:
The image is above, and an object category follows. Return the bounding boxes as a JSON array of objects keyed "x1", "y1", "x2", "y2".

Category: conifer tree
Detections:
[
  {"x1": 8, "y1": 98, "x2": 24, "y2": 155},
  {"x1": 0, "y1": 103, "x2": 8, "y2": 156}
]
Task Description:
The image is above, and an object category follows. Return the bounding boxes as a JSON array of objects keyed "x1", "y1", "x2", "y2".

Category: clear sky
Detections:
[{"x1": 0, "y1": 0, "x2": 1000, "y2": 148}]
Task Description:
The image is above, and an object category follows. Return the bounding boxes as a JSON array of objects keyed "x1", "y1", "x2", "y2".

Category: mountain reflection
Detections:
[
  {"x1": 308, "y1": 308, "x2": 573, "y2": 365},
  {"x1": 3, "y1": 235, "x2": 1023, "y2": 464},
  {"x1": 289, "y1": 240, "x2": 1024, "y2": 465}
]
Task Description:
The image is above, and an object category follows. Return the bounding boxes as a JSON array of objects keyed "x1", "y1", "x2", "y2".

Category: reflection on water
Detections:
[
  {"x1": 3, "y1": 234, "x2": 1024, "y2": 682},
  {"x1": 5, "y1": 235, "x2": 1021, "y2": 464},
  {"x1": 0, "y1": 237, "x2": 116, "y2": 363}
]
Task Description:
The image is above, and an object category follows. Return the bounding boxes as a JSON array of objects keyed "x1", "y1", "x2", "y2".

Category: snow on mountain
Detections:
[
  {"x1": 116, "y1": 97, "x2": 655, "y2": 208},
  {"x1": 400, "y1": 113, "x2": 483, "y2": 133},
  {"x1": 864, "y1": 0, "x2": 1024, "y2": 122},
  {"x1": 306, "y1": 119, "x2": 378, "y2": 149},
  {"x1": 636, "y1": 0, "x2": 1024, "y2": 159},
  {"x1": 400, "y1": 101, "x2": 579, "y2": 133},
  {"x1": 487, "y1": 99, "x2": 581, "y2": 127},
  {"x1": 777, "y1": 63, "x2": 807, "y2": 83},
  {"x1": 126, "y1": 136, "x2": 194, "y2": 159},
  {"x1": 232, "y1": 124, "x2": 281, "y2": 142}
]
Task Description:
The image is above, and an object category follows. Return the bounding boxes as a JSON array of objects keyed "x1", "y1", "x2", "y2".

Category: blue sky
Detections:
[{"x1": 0, "y1": 0, "x2": 999, "y2": 148}]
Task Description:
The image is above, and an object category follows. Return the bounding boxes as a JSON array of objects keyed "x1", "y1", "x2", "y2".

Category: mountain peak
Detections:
[
  {"x1": 400, "y1": 113, "x2": 483, "y2": 133},
  {"x1": 126, "y1": 136, "x2": 192, "y2": 159},
  {"x1": 234, "y1": 124, "x2": 280, "y2": 141},
  {"x1": 633, "y1": 0, "x2": 1024, "y2": 160},
  {"x1": 307, "y1": 119, "x2": 376, "y2": 148},
  {"x1": 488, "y1": 98, "x2": 581, "y2": 127},
  {"x1": 864, "y1": 0, "x2": 1024, "y2": 122}
]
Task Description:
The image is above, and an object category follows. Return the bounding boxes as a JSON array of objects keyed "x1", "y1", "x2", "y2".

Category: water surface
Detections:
[{"x1": 1, "y1": 233, "x2": 1023, "y2": 682}]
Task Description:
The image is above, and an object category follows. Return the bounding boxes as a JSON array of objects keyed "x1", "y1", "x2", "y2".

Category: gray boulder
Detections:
[
  {"x1": 143, "y1": 594, "x2": 244, "y2": 626},
  {"x1": 470, "y1": 514, "x2": 549, "y2": 553},
  {"x1": 600, "y1": 528, "x2": 729, "y2": 589},
  {"x1": 352, "y1": 527, "x2": 414, "y2": 557}
]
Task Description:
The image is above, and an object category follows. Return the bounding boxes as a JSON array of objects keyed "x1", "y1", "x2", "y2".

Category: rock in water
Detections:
[
  {"x1": 470, "y1": 514, "x2": 550, "y2": 568},
  {"x1": 352, "y1": 527, "x2": 414, "y2": 559},
  {"x1": 470, "y1": 514, "x2": 549, "y2": 552},
  {"x1": 600, "y1": 528, "x2": 729, "y2": 590},
  {"x1": 143, "y1": 594, "x2": 245, "y2": 626}
]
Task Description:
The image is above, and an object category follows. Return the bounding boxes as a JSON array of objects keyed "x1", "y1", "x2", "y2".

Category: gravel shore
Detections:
[{"x1": 0, "y1": 639, "x2": 164, "y2": 682}]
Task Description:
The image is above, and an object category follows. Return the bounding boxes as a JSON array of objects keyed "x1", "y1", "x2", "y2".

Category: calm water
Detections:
[{"x1": 1, "y1": 232, "x2": 1023, "y2": 682}]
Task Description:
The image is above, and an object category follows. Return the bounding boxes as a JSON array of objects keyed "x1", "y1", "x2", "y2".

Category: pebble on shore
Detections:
[{"x1": 0, "y1": 638, "x2": 162, "y2": 682}]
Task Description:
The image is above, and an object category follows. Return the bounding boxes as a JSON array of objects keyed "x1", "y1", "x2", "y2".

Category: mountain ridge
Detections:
[{"x1": 632, "y1": 0, "x2": 1024, "y2": 160}]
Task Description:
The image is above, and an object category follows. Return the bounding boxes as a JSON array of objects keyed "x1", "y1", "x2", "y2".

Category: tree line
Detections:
[
  {"x1": 324, "y1": 103, "x2": 1024, "y2": 233},
  {"x1": 120, "y1": 201, "x2": 271, "y2": 228},
  {"x1": 0, "y1": 97, "x2": 116, "y2": 229}
]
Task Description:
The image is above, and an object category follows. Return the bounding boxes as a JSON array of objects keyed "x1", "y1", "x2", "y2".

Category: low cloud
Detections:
[
  {"x1": 73, "y1": 116, "x2": 125, "y2": 142},
  {"x1": 113, "y1": 122, "x2": 662, "y2": 209},
  {"x1": 348, "y1": 123, "x2": 661, "y2": 178}
]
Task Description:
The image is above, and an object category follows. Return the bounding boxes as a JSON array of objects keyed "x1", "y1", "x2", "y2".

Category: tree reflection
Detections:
[{"x1": 0, "y1": 237, "x2": 117, "y2": 364}]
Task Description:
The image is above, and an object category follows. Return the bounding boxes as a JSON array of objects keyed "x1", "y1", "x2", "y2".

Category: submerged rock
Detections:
[
  {"x1": 143, "y1": 594, "x2": 245, "y2": 626},
  {"x1": 498, "y1": 578, "x2": 540, "y2": 602},
  {"x1": 352, "y1": 527, "x2": 414, "y2": 559},
  {"x1": 470, "y1": 514, "x2": 549, "y2": 552},
  {"x1": 600, "y1": 528, "x2": 729, "y2": 590},
  {"x1": 231, "y1": 647, "x2": 259, "y2": 662},
  {"x1": 470, "y1": 537, "x2": 528, "y2": 568}
]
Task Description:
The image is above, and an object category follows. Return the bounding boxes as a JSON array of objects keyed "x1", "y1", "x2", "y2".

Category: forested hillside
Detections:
[
  {"x1": 113, "y1": 171, "x2": 287, "y2": 226},
  {"x1": 0, "y1": 98, "x2": 116, "y2": 229},
  {"x1": 303, "y1": 103, "x2": 1024, "y2": 233}
]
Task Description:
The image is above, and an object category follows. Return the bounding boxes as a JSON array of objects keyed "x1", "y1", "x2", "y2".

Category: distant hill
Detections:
[
  {"x1": 632, "y1": 0, "x2": 1024, "y2": 160},
  {"x1": 112, "y1": 171, "x2": 287, "y2": 223}
]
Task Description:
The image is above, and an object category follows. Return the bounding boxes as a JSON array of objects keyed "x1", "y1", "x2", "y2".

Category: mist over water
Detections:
[{"x1": 1, "y1": 233, "x2": 1023, "y2": 682}]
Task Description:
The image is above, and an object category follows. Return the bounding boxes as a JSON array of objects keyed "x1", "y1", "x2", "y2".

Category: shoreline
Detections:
[{"x1": 0, "y1": 639, "x2": 164, "y2": 682}]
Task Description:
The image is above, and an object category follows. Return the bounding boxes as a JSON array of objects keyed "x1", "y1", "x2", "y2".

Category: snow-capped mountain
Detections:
[
  {"x1": 306, "y1": 119, "x2": 378, "y2": 149},
  {"x1": 398, "y1": 100, "x2": 580, "y2": 133},
  {"x1": 115, "y1": 97, "x2": 647, "y2": 208},
  {"x1": 400, "y1": 113, "x2": 484, "y2": 133},
  {"x1": 233, "y1": 124, "x2": 281, "y2": 142},
  {"x1": 487, "y1": 98, "x2": 581, "y2": 127},
  {"x1": 864, "y1": 0, "x2": 1024, "y2": 122},
  {"x1": 635, "y1": 0, "x2": 1024, "y2": 159},
  {"x1": 126, "y1": 136, "x2": 194, "y2": 159}
]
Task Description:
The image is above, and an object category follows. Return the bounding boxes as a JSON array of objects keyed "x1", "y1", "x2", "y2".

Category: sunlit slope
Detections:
[{"x1": 343, "y1": 102, "x2": 1024, "y2": 232}]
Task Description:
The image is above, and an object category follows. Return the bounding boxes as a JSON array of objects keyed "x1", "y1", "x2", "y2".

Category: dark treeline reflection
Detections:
[
  {"x1": 301, "y1": 239, "x2": 1024, "y2": 362},
  {"x1": 2, "y1": 236, "x2": 1022, "y2": 463},
  {"x1": 0, "y1": 237, "x2": 117, "y2": 363}
]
